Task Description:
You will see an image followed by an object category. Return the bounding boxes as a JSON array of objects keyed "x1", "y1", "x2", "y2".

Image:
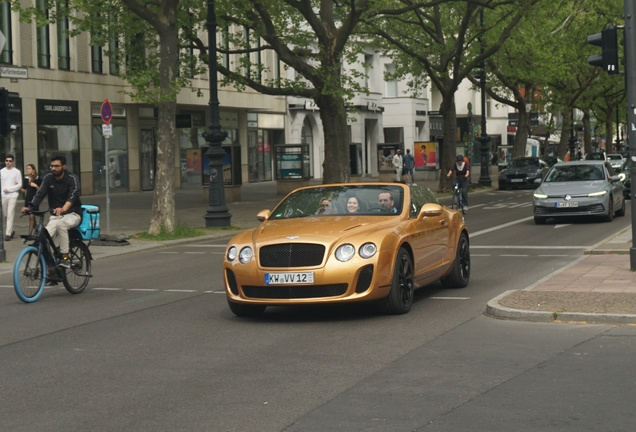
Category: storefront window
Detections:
[
  {"x1": 92, "y1": 120, "x2": 128, "y2": 194},
  {"x1": 179, "y1": 110, "x2": 206, "y2": 189},
  {"x1": 37, "y1": 100, "x2": 79, "y2": 177}
]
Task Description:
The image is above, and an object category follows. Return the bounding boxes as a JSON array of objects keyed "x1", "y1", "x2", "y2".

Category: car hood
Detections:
[
  {"x1": 252, "y1": 216, "x2": 398, "y2": 245},
  {"x1": 537, "y1": 181, "x2": 609, "y2": 195}
]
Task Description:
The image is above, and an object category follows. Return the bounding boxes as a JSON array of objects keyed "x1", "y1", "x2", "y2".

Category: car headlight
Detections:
[
  {"x1": 239, "y1": 247, "x2": 253, "y2": 264},
  {"x1": 227, "y1": 246, "x2": 237, "y2": 262},
  {"x1": 335, "y1": 244, "x2": 356, "y2": 262},
  {"x1": 588, "y1": 191, "x2": 607, "y2": 197},
  {"x1": 359, "y1": 242, "x2": 377, "y2": 259},
  {"x1": 534, "y1": 193, "x2": 548, "y2": 199}
]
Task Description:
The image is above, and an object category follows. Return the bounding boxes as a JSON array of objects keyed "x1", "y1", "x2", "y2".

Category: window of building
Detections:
[
  {"x1": 57, "y1": 2, "x2": 70, "y2": 70},
  {"x1": 384, "y1": 127, "x2": 403, "y2": 143},
  {"x1": 36, "y1": 0, "x2": 50, "y2": 68},
  {"x1": 364, "y1": 54, "x2": 373, "y2": 90},
  {"x1": 109, "y1": 39, "x2": 119, "y2": 75},
  {"x1": 37, "y1": 100, "x2": 80, "y2": 178},
  {"x1": 0, "y1": 1, "x2": 12, "y2": 64},
  {"x1": 273, "y1": 51, "x2": 281, "y2": 87},
  {"x1": 384, "y1": 63, "x2": 397, "y2": 97},
  {"x1": 91, "y1": 45, "x2": 102, "y2": 73},
  {"x1": 221, "y1": 27, "x2": 229, "y2": 69}
]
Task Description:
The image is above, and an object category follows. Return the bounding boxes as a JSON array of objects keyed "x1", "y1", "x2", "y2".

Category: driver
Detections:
[{"x1": 378, "y1": 191, "x2": 398, "y2": 213}]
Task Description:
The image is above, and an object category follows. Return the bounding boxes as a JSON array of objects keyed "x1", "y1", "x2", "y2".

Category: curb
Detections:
[{"x1": 486, "y1": 290, "x2": 636, "y2": 325}]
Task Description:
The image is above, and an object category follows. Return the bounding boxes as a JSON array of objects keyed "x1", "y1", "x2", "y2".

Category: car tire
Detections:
[
  {"x1": 378, "y1": 247, "x2": 414, "y2": 315},
  {"x1": 227, "y1": 298, "x2": 266, "y2": 317},
  {"x1": 615, "y1": 196, "x2": 626, "y2": 217},
  {"x1": 498, "y1": 183, "x2": 506, "y2": 190},
  {"x1": 603, "y1": 197, "x2": 614, "y2": 222},
  {"x1": 441, "y1": 232, "x2": 470, "y2": 289},
  {"x1": 534, "y1": 216, "x2": 547, "y2": 225}
]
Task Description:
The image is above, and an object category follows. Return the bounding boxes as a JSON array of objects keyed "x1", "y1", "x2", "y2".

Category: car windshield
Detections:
[
  {"x1": 608, "y1": 155, "x2": 622, "y2": 161},
  {"x1": 507, "y1": 158, "x2": 540, "y2": 169},
  {"x1": 269, "y1": 185, "x2": 407, "y2": 220},
  {"x1": 544, "y1": 165, "x2": 606, "y2": 182},
  {"x1": 586, "y1": 153, "x2": 605, "y2": 160}
]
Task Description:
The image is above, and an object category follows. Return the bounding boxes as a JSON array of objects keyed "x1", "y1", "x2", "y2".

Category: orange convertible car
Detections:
[{"x1": 224, "y1": 183, "x2": 470, "y2": 316}]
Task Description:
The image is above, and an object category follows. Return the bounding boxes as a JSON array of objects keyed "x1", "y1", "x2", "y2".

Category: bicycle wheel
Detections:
[
  {"x1": 451, "y1": 192, "x2": 460, "y2": 211},
  {"x1": 62, "y1": 241, "x2": 91, "y2": 294},
  {"x1": 14, "y1": 246, "x2": 47, "y2": 303}
]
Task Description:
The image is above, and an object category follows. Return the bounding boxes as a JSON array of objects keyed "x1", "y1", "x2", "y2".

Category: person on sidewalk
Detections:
[
  {"x1": 22, "y1": 155, "x2": 82, "y2": 268},
  {"x1": 392, "y1": 149, "x2": 404, "y2": 183},
  {"x1": 20, "y1": 163, "x2": 42, "y2": 235},
  {"x1": 1, "y1": 154, "x2": 22, "y2": 241},
  {"x1": 403, "y1": 149, "x2": 416, "y2": 186}
]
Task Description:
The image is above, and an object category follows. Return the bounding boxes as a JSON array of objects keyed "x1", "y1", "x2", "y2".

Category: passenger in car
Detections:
[
  {"x1": 346, "y1": 196, "x2": 362, "y2": 213},
  {"x1": 378, "y1": 191, "x2": 398, "y2": 213},
  {"x1": 317, "y1": 198, "x2": 335, "y2": 214}
]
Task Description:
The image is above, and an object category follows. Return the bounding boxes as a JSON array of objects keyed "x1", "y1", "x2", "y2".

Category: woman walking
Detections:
[{"x1": 21, "y1": 163, "x2": 42, "y2": 234}]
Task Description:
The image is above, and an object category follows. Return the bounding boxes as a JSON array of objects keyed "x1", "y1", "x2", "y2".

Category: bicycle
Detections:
[
  {"x1": 451, "y1": 182, "x2": 466, "y2": 215},
  {"x1": 13, "y1": 209, "x2": 92, "y2": 303}
]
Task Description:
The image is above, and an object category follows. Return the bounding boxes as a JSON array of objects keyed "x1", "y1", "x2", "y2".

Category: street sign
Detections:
[
  {"x1": 101, "y1": 99, "x2": 113, "y2": 124},
  {"x1": 102, "y1": 123, "x2": 112, "y2": 138}
]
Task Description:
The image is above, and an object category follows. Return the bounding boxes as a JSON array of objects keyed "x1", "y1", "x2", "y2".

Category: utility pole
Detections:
[{"x1": 624, "y1": 0, "x2": 636, "y2": 270}]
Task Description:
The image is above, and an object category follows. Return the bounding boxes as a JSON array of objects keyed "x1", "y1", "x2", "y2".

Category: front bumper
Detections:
[{"x1": 533, "y1": 196, "x2": 608, "y2": 218}]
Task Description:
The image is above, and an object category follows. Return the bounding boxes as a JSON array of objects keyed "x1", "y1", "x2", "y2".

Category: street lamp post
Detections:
[
  {"x1": 203, "y1": 0, "x2": 231, "y2": 227},
  {"x1": 478, "y1": 9, "x2": 491, "y2": 186}
]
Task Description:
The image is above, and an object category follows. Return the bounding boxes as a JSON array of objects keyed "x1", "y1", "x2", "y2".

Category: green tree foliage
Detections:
[{"x1": 367, "y1": 0, "x2": 540, "y2": 191}]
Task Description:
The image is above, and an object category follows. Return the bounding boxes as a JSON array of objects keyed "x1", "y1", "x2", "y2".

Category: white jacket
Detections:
[{"x1": 1, "y1": 167, "x2": 22, "y2": 197}]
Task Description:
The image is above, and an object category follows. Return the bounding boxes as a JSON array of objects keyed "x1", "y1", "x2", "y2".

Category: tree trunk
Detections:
[
  {"x1": 557, "y1": 113, "x2": 572, "y2": 159},
  {"x1": 605, "y1": 115, "x2": 613, "y2": 152},
  {"x1": 438, "y1": 96, "x2": 457, "y2": 192},
  {"x1": 513, "y1": 108, "x2": 530, "y2": 158},
  {"x1": 318, "y1": 94, "x2": 350, "y2": 183},
  {"x1": 149, "y1": 26, "x2": 179, "y2": 234}
]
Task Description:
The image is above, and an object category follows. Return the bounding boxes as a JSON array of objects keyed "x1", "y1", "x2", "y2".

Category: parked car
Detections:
[
  {"x1": 533, "y1": 160, "x2": 626, "y2": 224},
  {"x1": 584, "y1": 152, "x2": 607, "y2": 161},
  {"x1": 223, "y1": 183, "x2": 470, "y2": 316},
  {"x1": 543, "y1": 156, "x2": 562, "y2": 167},
  {"x1": 498, "y1": 157, "x2": 549, "y2": 190},
  {"x1": 607, "y1": 153, "x2": 625, "y2": 170}
]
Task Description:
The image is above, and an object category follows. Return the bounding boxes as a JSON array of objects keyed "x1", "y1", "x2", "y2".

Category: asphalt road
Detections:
[{"x1": 1, "y1": 189, "x2": 634, "y2": 431}]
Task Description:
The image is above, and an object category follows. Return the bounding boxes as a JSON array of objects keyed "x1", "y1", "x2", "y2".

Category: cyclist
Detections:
[
  {"x1": 446, "y1": 154, "x2": 470, "y2": 212},
  {"x1": 21, "y1": 155, "x2": 82, "y2": 268}
]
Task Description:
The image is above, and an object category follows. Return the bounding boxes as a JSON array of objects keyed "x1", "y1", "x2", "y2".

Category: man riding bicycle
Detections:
[
  {"x1": 21, "y1": 155, "x2": 82, "y2": 268},
  {"x1": 446, "y1": 154, "x2": 470, "y2": 212}
]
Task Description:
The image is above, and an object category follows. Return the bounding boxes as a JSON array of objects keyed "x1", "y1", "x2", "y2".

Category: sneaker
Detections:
[
  {"x1": 463, "y1": 206, "x2": 468, "y2": 212},
  {"x1": 10, "y1": 230, "x2": 15, "y2": 239},
  {"x1": 4, "y1": 235, "x2": 9, "y2": 241},
  {"x1": 58, "y1": 257, "x2": 71, "y2": 269},
  {"x1": 412, "y1": 183, "x2": 417, "y2": 186}
]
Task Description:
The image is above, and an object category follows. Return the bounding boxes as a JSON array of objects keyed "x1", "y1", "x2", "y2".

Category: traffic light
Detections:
[{"x1": 587, "y1": 27, "x2": 619, "y2": 75}]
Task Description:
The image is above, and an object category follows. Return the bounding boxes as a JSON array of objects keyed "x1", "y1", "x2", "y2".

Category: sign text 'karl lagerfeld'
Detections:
[{"x1": 44, "y1": 104, "x2": 73, "y2": 112}]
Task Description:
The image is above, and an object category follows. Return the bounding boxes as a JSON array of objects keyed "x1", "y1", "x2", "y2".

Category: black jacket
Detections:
[{"x1": 30, "y1": 171, "x2": 82, "y2": 216}]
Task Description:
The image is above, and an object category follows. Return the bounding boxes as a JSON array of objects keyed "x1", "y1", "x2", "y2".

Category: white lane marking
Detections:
[
  {"x1": 93, "y1": 288, "x2": 122, "y2": 291},
  {"x1": 129, "y1": 288, "x2": 158, "y2": 291},
  {"x1": 430, "y1": 297, "x2": 470, "y2": 300},
  {"x1": 212, "y1": 290, "x2": 226, "y2": 294},
  {"x1": 554, "y1": 224, "x2": 572, "y2": 229},
  {"x1": 471, "y1": 254, "x2": 491, "y2": 257},
  {"x1": 165, "y1": 289, "x2": 198, "y2": 293},
  {"x1": 184, "y1": 252, "x2": 206, "y2": 254},
  {"x1": 538, "y1": 255, "x2": 569, "y2": 257},
  {"x1": 159, "y1": 252, "x2": 180, "y2": 254},
  {"x1": 471, "y1": 245, "x2": 588, "y2": 249},
  {"x1": 500, "y1": 254, "x2": 529, "y2": 257},
  {"x1": 467, "y1": 204, "x2": 486, "y2": 209},
  {"x1": 470, "y1": 216, "x2": 534, "y2": 237}
]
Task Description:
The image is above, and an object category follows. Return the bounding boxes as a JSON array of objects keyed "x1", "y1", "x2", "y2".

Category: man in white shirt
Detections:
[
  {"x1": 392, "y1": 149, "x2": 403, "y2": 183},
  {"x1": 1, "y1": 154, "x2": 22, "y2": 241}
]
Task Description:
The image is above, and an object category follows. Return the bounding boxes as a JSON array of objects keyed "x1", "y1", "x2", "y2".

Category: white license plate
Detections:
[
  {"x1": 265, "y1": 272, "x2": 314, "y2": 285},
  {"x1": 556, "y1": 202, "x2": 578, "y2": 208},
  {"x1": 511, "y1": 179, "x2": 524, "y2": 183}
]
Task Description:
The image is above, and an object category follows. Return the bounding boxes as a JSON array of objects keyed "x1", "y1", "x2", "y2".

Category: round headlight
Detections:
[
  {"x1": 335, "y1": 244, "x2": 356, "y2": 262},
  {"x1": 359, "y1": 242, "x2": 377, "y2": 259},
  {"x1": 227, "y1": 246, "x2": 237, "y2": 261},
  {"x1": 239, "y1": 247, "x2": 253, "y2": 264}
]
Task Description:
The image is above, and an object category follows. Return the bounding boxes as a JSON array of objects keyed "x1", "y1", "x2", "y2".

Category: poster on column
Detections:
[{"x1": 414, "y1": 142, "x2": 438, "y2": 169}]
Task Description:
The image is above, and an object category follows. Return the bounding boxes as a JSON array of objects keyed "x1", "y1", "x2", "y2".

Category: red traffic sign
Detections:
[{"x1": 101, "y1": 99, "x2": 113, "y2": 124}]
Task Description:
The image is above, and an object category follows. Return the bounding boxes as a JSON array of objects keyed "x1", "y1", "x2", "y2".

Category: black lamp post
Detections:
[
  {"x1": 478, "y1": 9, "x2": 491, "y2": 186},
  {"x1": 203, "y1": 0, "x2": 231, "y2": 227},
  {"x1": 568, "y1": 110, "x2": 577, "y2": 160}
]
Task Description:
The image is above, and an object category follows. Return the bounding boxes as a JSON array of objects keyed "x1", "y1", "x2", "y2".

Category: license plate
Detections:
[
  {"x1": 556, "y1": 202, "x2": 578, "y2": 208},
  {"x1": 265, "y1": 272, "x2": 314, "y2": 285},
  {"x1": 511, "y1": 179, "x2": 524, "y2": 183}
]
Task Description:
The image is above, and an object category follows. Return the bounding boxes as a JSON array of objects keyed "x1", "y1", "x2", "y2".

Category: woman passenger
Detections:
[{"x1": 346, "y1": 196, "x2": 361, "y2": 213}]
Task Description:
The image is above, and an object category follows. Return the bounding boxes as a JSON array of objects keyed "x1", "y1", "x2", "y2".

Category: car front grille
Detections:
[
  {"x1": 506, "y1": 173, "x2": 528, "y2": 179},
  {"x1": 534, "y1": 204, "x2": 605, "y2": 214},
  {"x1": 355, "y1": 265, "x2": 374, "y2": 293},
  {"x1": 241, "y1": 284, "x2": 348, "y2": 299},
  {"x1": 259, "y1": 243, "x2": 325, "y2": 268}
]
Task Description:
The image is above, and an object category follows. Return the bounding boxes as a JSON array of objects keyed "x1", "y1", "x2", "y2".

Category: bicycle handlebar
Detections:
[{"x1": 22, "y1": 208, "x2": 54, "y2": 216}]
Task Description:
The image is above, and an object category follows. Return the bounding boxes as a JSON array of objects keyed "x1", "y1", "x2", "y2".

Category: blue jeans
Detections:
[{"x1": 456, "y1": 177, "x2": 468, "y2": 207}]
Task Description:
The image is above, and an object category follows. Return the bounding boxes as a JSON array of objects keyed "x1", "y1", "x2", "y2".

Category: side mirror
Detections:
[
  {"x1": 534, "y1": 178, "x2": 542, "y2": 184},
  {"x1": 418, "y1": 203, "x2": 444, "y2": 219},
  {"x1": 256, "y1": 209, "x2": 271, "y2": 222}
]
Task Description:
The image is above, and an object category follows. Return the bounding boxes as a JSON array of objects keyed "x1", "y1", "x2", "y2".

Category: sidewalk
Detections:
[{"x1": 2, "y1": 175, "x2": 634, "y2": 325}]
